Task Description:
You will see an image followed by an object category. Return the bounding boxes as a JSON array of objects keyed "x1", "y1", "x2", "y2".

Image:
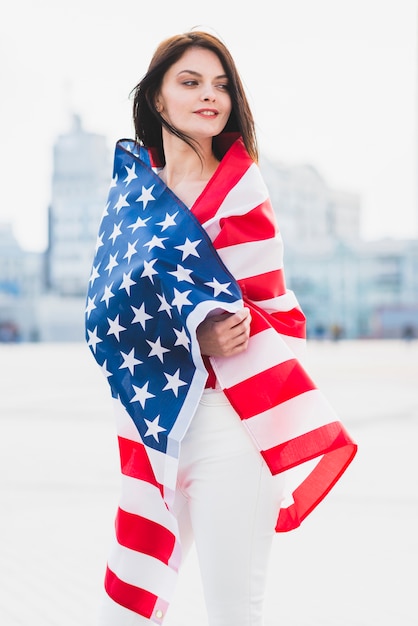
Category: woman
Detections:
[{"x1": 85, "y1": 30, "x2": 357, "y2": 626}]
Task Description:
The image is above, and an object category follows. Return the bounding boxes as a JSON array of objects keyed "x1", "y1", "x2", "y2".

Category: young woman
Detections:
[{"x1": 85, "y1": 30, "x2": 357, "y2": 626}]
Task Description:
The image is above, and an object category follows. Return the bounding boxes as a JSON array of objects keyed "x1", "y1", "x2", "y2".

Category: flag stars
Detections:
[
  {"x1": 172, "y1": 288, "x2": 192, "y2": 313},
  {"x1": 131, "y1": 303, "x2": 153, "y2": 330},
  {"x1": 89, "y1": 264, "x2": 100, "y2": 287},
  {"x1": 87, "y1": 326, "x2": 102, "y2": 354},
  {"x1": 114, "y1": 192, "x2": 130, "y2": 214},
  {"x1": 85, "y1": 295, "x2": 97, "y2": 319},
  {"x1": 168, "y1": 264, "x2": 194, "y2": 284},
  {"x1": 175, "y1": 237, "x2": 201, "y2": 260},
  {"x1": 109, "y1": 220, "x2": 123, "y2": 244},
  {"x1": 128, "y1": 216, "x2": 151, "y2": 233},
  {"x1": 105, "y1": 252, "x2": 119, "y2": 275},
  {"x1": 205, "y1": 277, "x2": 232, "y2": 297},
  {"x1": 123, "y1": 163, "x2": 137, "y2": 186},
  {"x1": 173, "y1": 327, "x2": 191, "y2": 350},
  {"x1": 135, "y1": 184, "x2": 155, "y2": 209},
  {"x1": 144, "y1": 415, "x2": 166, "y2": 442},
  {"x1": 119, "y1": 348, "x2": 142, "y2": 375},
  {"x1": 101, "y1": 283, "x2": 115, "y2": 308},
  {"x1": 162, "y1": 369, "x2": 187, "y2": 397},
  {"x1": 143, "y1": 235, "x2": 168, "y2": 252},
  {"x1": 157, "y1": 293, "x2": 173, "y2": 318},
  {"x1": 141, "y1": 258, "x2": 158, "y2": 283},
  {"x1": 107, "y1": 314, "x2": 126, "y2": 341},
  {"x1": 130, "y1": 381, "x2": 155, "y2": 408},
  {"x1": 95, "y1": 232, "x2": 105, "y2": 254},
  {"x1": 157, "y1": 211, "x2": 178, "y2": 231},
  {"x1": 146, "y1": 337, "x2": 170, "y2": 362},
  {"x1": 123, "y1": 240, "x2": 139, "y2": 263},
  {"x1": 120, "y1": 270, "x2": 136, "y2": 295}
]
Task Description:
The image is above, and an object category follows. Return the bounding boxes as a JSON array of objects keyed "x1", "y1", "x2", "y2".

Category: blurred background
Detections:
[
  {"x1": 1, "y1": 0, "x2": 418, "y2": 342},
  {"x1": 1, "y1": 2, "x2": 417, "y2": 625}
]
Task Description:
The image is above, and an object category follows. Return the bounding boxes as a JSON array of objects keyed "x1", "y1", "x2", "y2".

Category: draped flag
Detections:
[{"x1": 85, "y1": 135, "x2": 357, "y2": 624}]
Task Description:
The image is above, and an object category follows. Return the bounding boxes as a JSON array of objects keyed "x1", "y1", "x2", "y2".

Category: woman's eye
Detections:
[
  {"x1": 182, "y1": 80, "x2": 198, "y2": 86},
  {"x1": 217, "y1": 83, "x2": 229, "y2": 90}
]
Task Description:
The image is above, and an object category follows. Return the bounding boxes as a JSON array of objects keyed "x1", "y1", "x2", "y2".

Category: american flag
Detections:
[{"x1": 85, "y1": 135, "x2": 357, "y2": 623}]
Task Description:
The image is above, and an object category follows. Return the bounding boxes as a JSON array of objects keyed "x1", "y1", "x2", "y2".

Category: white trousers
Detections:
[{"x1": 99, "y1": 390, "x2": 285, "y2": 626}]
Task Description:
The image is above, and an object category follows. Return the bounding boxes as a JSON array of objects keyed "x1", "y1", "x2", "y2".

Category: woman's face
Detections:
[{"x1": 156, "y1": 47, "x2": 232, "y2": 142}]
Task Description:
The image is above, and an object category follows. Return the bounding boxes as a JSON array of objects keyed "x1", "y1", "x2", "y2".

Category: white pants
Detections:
[
  {"x1": 99, "y1": 390, "x2": 285, "y2": 626},
  {"x1": 172, "y1": 390, "x2": 285, "y2": 626}
]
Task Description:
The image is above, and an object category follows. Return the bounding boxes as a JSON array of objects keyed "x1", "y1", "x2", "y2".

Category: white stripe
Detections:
[
  {"x1": 217, "y1": 234, "x2": 284, "y2": 280},
  {"x1": 107, "y1": 540, "x2": 178, "y2": 600},
  {"x1": 119, "y1": 475, "x2": 178, "y2": 534},
  {"x1": 254, "y1": 290, "x2": 301, "y2": 313},
  {"x1": 211, "y1": 327, "x2": 294, "y2": 388},
  {"x1": 203, "y1": 163, "x2": 269, "y2": 240},
  {"x1": 244, "y1": 389, "x2": 339, "y2": 450}
]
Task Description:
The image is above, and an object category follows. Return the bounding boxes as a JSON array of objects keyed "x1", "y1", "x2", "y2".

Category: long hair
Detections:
[{"x1": 131, "y1": 31, "x2": 258, "y2": 164}]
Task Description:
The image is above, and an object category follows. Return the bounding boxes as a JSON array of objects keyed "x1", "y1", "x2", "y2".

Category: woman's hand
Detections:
[{"x1": 196, "y1": 308, "x2": 251, "y2": 357}]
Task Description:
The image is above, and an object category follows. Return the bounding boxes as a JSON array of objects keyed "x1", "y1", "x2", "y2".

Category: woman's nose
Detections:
[{"x1": 201, "y1": 85, "x2": 216, "y2": 101}]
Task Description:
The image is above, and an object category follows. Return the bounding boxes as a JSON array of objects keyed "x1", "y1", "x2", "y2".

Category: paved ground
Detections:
[{"x1": 0, "y1": 340, "x2": 417, "y2": 625}]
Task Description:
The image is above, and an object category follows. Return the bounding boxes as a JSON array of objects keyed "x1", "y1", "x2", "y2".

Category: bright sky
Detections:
[{"x1": 1, "y1": 0, "x2": 417, "y2": 250}]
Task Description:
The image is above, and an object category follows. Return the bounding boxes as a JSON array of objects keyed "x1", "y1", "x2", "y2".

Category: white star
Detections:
[
  {"x1": 143, "y1": 235, "x2": 168, "y2": 251},
  {"x1": 101, "y1": 283, "x2": 115, "y2": 308},
  {"x1": 127, "y1": 216, "x2": 151, "y2": 233},
  {"x1": 135, "y1": 184, "x2": 155, "y2": 209},
  {"x1": 131, "y1": 303, "x2": 153, "y2": 330},
  {"x1": 89, "y1": 264, "x2": 100, "y2": 287},
  {"x1": 157, "y1": 211, "x2": 179, "y2": 231},
  {"x1": 168, "y1": 264, "x2": 194, "y2": 283},
  {"x1": 162, "y1": 369, "x2": 187, "y2": 397},
  {"x1": 205, "y1": 277, "x2": 232, "y2": 297},
  {"x1": 85, "y1": 295, "x2": 97, "y2": 319},
  {"x1": 100, "y1": 360, "x2": 112, "y2": 378},
  {"x1": 144, "y1": 415, "x2": 166, "y2": 442},
  {"x1": 107, "y1": 314, "x2": 126, "y2": 341},
  {"x1": 109, "y1": 220, "x2": 123, "y2": 244},
  {"x1": 109, "y1": 174, "x2": 118, "y2": 189},
  {"x1": 114, "y1": 192, "x2": 130, "y2": 214},
  {"x1": 123, "y1": 163, "x2": 137, "y2": 186},
  {"x1": 87, "y1": 326, "x2": 102, "y2": 354},
  {"x1": 102, "y1": 201, "x2": 110, "y2": 218},
  {"x1": 123, "y1": 240, "x2": 138, "y2": 263},
  {"x1": 157, "y1": 293, "x2": 173, "y2": 318},
  {"x1": 105, "y1": 252, "x2": 119, "y2": 275},
  {"x1": 120, "y1": 270, "x2": 136, "y2": 295},
  {"x1": 171, "y1": 288, "x2": 192, "y2": 313},
  {"x1": 95, "y1": 232, "x2": 105, "y2": 254},
  {"x1": 119, "y1": 348, "x2": 142, "y2": 375},
  {"x1": 173, "y1": 327, "x2": 190, "y2": 350},
  {"x1": 141, "y1": 258, "x2": 158, "y2": 283},
  {"x1": 130, "y1": 381, "x2": 155, "y2": 408},
  {"x1": 146, "y1": 337, "x2": 170, "y2": 362},
  {"x1": 175, "y1": 237, "x2": 201, "y2": 260}
]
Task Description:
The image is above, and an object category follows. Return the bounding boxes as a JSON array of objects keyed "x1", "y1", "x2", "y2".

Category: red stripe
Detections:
[
  {"x1": 225, "y1": 359, "x2": 316, "y2": 419},
  {"x1": 118, "y1": 436, "x2": 159, "y2": 487},
  {"x1": 192, "y1": 138, "x2": 252, "y2": 224},
  {"x1": 247, "y1": 301, "x2": 306, "y2": 339},
  {"x1": 115, "y1": 507, "x2": 175, "y2": 564},
  {"x1": 267, "y1": 425, "x2": 358, "y2": 531},
  {"x1": 214, "y1": 201, "x2": 276, "y2": 248},
  {"x1": 105, "y1": 566, "x2": 157, "y2": 619},
  {"x1": 239, "y1": 269, "x2": 286, "y2": 302}
]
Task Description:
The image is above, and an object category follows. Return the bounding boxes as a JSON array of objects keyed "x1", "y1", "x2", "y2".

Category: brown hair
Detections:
[{"x1": 131, "y1": 30, "x2": 258, "y2": 164}]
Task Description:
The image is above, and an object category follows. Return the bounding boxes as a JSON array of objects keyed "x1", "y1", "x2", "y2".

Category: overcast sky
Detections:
[{"x1": 1, "y1": 0, "x2": 417, "y2": 250}]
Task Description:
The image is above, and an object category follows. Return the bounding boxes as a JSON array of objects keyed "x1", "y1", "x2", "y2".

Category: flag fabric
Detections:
[{"x1": 85, "y1": 134, "x2": 357, "y2": 624}]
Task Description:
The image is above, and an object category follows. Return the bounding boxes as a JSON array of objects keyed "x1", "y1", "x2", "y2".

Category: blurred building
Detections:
[
  {"x1": 39, "y1": 114, "x2": 111, "y2": 341},
  {"x1": 261, "y1": 156, "x2": 418, "y2": 339},
  {"x1": 1, "y1": 121, "x2": 417, "y2": 341},
  {"x1": 0, "y1": 223, "x2": 44, "y2": 341}
]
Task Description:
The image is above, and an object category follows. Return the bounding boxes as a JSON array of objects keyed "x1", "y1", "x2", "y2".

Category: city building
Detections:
[{"x1": 1, "y1": 118, "x2": 417, "y2": 342}]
